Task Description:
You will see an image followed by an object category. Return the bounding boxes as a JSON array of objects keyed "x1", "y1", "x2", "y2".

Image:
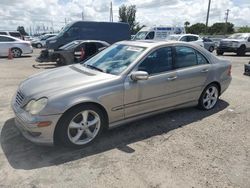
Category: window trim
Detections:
[{"x1": 173, "y1": 46, "x2": 209, "y2": 70}]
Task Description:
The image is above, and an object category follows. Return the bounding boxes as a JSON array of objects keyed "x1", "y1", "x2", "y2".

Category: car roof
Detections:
[
  {"x1": 170, "y1": 34, "x2": 200, "y2": 37},
  {"x1": 117, "y1": 40, "x2": 196, "y2": 48}
]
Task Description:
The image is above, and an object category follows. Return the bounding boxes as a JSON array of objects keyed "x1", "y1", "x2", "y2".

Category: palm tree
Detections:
[{"x1": 184, "y1": 21, "x2": 190, "y2": 28}]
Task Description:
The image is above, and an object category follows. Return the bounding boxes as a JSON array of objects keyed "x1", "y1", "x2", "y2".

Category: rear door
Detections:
[
  {"x1": 0, "y1": 36, "x2": 15, "y2": 56},
  {"x1": 172, "y1": 46, "x2": 211, "y2": 103}
]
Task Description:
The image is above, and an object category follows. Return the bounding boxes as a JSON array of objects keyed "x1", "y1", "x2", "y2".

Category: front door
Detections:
[{"x1": 124, "y1": 46, "x2": 179, "y2": 118}]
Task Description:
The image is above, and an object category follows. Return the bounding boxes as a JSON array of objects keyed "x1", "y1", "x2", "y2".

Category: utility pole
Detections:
[
  {"x1": 110, "y1": 1, "x2": 113, "y2": 22},
  {"x1": 205, "y1": 0, "x2": 211, "y2": 34},
  {"x1": 224, "y1": 9, "x2": 230, "y2": 34},
  {"x1": 65, "y1": 18, "x2": 67, "y2": 25}
]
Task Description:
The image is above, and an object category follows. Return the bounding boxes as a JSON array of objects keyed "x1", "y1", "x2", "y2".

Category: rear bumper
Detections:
[{"x1": 220, "y1": 77, "x2": 232, "y2": 95}]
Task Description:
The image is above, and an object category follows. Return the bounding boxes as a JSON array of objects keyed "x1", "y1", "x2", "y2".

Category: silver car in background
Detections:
[
  {"x1": 12, "y1": 41, "x2": 232, "y2": 147},
  {"x1": 0, "y1": 35, "x2": 33, "y2": 57}
]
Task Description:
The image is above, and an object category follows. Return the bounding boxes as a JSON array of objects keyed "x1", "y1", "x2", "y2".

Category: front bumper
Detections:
[
  {"x1": 217, "y1": 46, "x2": 238, "y2": 52},
  {"x1": 12, "y1": 103, "x2": 62, "y2": 146}
]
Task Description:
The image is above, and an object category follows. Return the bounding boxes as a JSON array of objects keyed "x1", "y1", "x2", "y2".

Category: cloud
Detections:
[{"x1": 0, "y1": 0, "x2": 249, "y2": 34}]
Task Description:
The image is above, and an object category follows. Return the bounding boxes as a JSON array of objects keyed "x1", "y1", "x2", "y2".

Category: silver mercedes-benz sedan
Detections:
[{"x1": 12, "y1": 40, "x2": 232, "y2": 147}]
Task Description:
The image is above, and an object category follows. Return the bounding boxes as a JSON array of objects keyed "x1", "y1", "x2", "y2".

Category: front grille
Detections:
[{"x1": 15, "y1": 91, "x2": 25, "y2": 107}]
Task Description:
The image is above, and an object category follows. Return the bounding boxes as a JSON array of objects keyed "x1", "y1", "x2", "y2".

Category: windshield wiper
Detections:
[{"x1": 84, "y1": 64, "x2": 104, "y2": 72}]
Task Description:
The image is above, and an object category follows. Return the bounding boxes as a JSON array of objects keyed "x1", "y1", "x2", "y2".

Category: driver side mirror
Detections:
[
  {"x1": 131, "y1": 71, "x2": 149, "y2": 81},
  {"x1": 248, "y1": 37, "x2": 250, "y2": 42}
]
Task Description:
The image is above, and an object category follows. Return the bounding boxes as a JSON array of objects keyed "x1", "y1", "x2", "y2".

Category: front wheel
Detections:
[
  {"x1": 55, "y1": 104, "x2": 106, "y2": 147},
  {"x1": 209, "y1": 46, "x2": 214, "y2": 52},
  {"x1": 198, "y1": 84, "x2": 219, "y2": 110},
  {"x1": 237, "y1": 45, "x2": 246, "y2": 56},
  {"x1": 36, "y1": 43, "x2": 42, "y2": 48}
]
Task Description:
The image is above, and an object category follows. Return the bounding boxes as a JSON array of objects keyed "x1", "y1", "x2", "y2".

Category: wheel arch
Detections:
[
  {"x1": 53, "y1": 101, "x2": 109, "y2": 144},
  {"x1": 11, "y1": 47, "x2": 22, "y2": 53},
  {"x1": 206, "y1": 81, "x2": 221, "y2": 96}
]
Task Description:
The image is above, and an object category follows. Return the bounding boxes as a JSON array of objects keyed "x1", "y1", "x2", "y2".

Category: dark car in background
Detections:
[
  {"x1": 46, "y1": 21, "x2": 130, "y2": 50},
  {"x1": 36, "y1": 40, "x2": 110, "y2": 65},
  {"x1": 203, "y1": 37, "x2": 216, "y2": 52}
]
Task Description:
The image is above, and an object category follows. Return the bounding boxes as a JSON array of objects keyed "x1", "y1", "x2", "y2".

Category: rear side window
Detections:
[
  {"x1": 188, "y1": 36, "x2": 198, "y2": 41},
  {"x1": 0, "y1": 36, "x2": 15, "y2": 42},
  {"x1": 174, "y1": 46, "x2": 208, "y2": 68},
  {"x1": 9, "y1": 32, "x2": 21, "y2": 38}
]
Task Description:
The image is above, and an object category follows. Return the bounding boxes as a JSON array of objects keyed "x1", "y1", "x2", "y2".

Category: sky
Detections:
[{"x1": 0, "y1": 0, "x2": 249, "y2": 34}]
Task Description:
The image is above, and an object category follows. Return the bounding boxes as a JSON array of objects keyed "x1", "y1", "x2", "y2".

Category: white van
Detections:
[{"x1": 133, "y1": 26, "x2": 186, "y2": 40}]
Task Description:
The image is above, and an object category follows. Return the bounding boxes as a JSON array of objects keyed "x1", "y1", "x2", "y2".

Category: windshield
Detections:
[
  {"x1": 228, "y1": 33, "x2": 249, "y2": 39},
  {"x1": 82, "y1": 44, "x2": 146, "y2": 75},
  {"x1": 57, "y1": 22, "x2": 73, "y2": 37},
  {"x1": 133, "y1": 31, "x2": 148, "y2": 40},
  {"x1": 167, "y1": 35, "x2": 181, "y2": 41},
  {"x1": 60, "y1": 40, "x2": 81, "y2": 50}
]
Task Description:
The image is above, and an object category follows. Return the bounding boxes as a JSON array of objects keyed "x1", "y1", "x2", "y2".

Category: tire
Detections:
[
  {"x1": 198, "y1": 84, "x2": 219, "y2": 110},
  {"x1": 56, "y1": 56, "x2": 66, "y2": 66},
  {"x1": 55, "y1": 104, "x2": 106, "y2": 148},
  {"x1": 36, "y1": 43, "x2": 42, "y2": 48},
  {"x1": 216, "y1": 49, "x2": 224, "y2": 55},
  {"x1": 236, "y1": 45, "x2": 246, "y2": 56},
  {"x1": 11, "y1": 48, "x2": 22, "y2": 58},
  {"x1": 209, "y1": 46, "x2": 214, "y2": 52}
]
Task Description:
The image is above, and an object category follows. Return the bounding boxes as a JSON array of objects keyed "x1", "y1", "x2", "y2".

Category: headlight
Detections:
[
  {"x1": 24, "y1": 98, "x2": 48, "y2": 115},
  {"x1": 49, "y1": 40, "x2": 57, "y2": 44}
]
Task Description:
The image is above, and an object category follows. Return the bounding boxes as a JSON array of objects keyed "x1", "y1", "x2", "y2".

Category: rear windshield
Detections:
[
  {"x1": 228, "y1": 34, "x2": 249, "y2": 39},
  {"x1": 0, "y1": 32, "x2": 7, "y2": 35}
]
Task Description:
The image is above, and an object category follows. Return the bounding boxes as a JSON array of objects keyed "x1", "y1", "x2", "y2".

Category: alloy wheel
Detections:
[
  {"x1": 202, "y1": 86, "x2": 218, "y2": 110},
  {"x1": 67, "y1": 110, "x2": 101, "y2": 145}
]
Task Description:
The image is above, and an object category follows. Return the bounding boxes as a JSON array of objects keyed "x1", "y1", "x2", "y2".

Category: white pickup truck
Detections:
[{"x1": 217, "y1": 33, "x2": 250, "y2": 56}]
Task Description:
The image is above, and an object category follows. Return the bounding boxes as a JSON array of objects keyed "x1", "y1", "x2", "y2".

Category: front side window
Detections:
[
  {"x1": 66, "y1": 27, "x2": 80, "y2": 37},
  {"x1": 138, "y1": 47, "x2": 173, "y2": 75},
  {"x1": 175, "y1": 46, "x2": 208, "y2": 68},
  {"x1": 145, "y1": 31, "x2": 155, "y2": 39},
  {"x1": 83, "y1": 44, "x2": 146, "y2": 75},
  {"x1": 133, "y1": 31, "x2": 148, "y2": 40}
]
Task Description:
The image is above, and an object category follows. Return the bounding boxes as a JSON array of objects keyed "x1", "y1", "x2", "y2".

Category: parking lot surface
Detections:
[{"x1": 0, "y1": 50, "x2": 250, "y2": 188}]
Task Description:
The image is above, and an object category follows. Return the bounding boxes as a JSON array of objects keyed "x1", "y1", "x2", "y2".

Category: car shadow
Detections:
[{"x1": 1, "y1": 100, "x2": 229, "y2": 170}]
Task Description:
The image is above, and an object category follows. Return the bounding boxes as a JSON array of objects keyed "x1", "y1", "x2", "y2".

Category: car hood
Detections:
[{"x1": 19, "y1": 64, "x2": 116, "y2": 98}]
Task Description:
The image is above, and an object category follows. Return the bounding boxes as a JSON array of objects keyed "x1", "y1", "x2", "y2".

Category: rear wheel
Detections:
[
  {"x1": 237, "y1": 45, "x2": 246, "y2": 56},
  {"x1": 11, "y1": 48, "x2": 22, "y2": 58},
  {"x1": 198, "y1": 84, "x2": 219, "y2": 110},
  {"x1": 55, "y1": 104, "x2": 106, "y2": 147},
  {"x1": 36, "y1": 43, "x2": 42, "y2": 48}
]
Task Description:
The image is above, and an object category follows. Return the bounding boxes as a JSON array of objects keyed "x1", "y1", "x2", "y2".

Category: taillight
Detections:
[{"x1": 227, "y1": 65, "x2": 232, "y2": 76}]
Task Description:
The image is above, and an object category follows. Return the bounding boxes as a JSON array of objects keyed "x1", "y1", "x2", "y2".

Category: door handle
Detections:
[
  {"x1": 167, "y1": 76, "x2": 177, "y2": 81},
  {"x1": 201, "y1": 69, "x2": 209, "y2": 73}
]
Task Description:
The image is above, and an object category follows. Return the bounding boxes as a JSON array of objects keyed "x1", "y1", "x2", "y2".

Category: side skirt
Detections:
[{"x1": 108, "y1": 100, "x2": 198, "y2": 129}]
